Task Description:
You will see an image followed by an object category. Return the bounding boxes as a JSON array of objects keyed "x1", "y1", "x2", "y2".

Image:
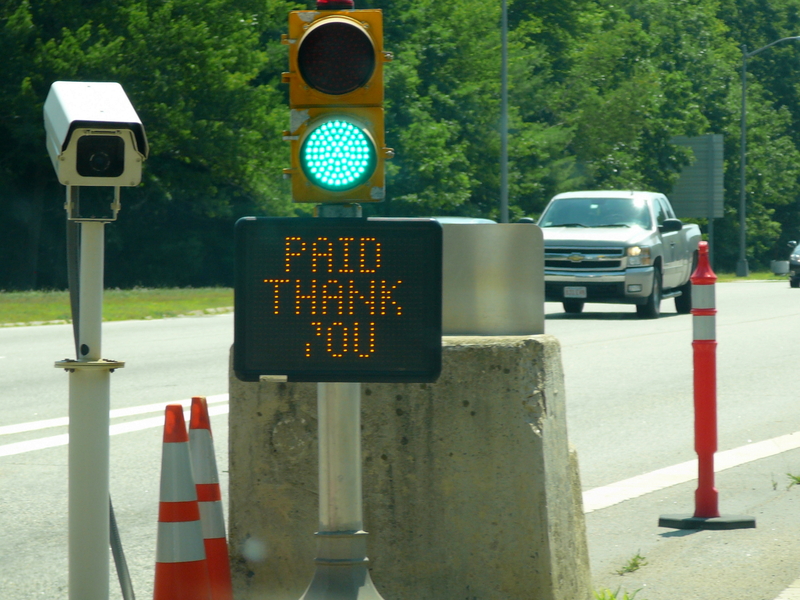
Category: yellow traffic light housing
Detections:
[
  {"x1": 286, "y1": 107, "x2": 390, "y2": 204},
  {"x1": 282, "y1": 9, "x2": 392, "y2": 203},
  {"x1": 286, "y1": 12, "x2": 384, "y2": 107}
]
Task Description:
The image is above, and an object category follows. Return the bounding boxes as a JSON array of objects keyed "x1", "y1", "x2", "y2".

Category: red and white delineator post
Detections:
[
  {"x1": 691, "y1": 240, "x2": 721, "y2": 518},
  {"x1": 659, "y1": 241, "x2": 755, "y2": 530}
]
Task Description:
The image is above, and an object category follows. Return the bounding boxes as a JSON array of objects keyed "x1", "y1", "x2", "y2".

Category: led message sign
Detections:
[{"x1": 234, "y1": 217, "x2": 442, "y2": 383}]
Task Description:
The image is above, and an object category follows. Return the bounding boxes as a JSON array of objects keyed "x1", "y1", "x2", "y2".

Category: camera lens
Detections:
[
  {"x1": 88, "y1": 152, "x2": 112, "y2": 173},
  {"x1": 76, "y1": 135, "x2": 125, "y2": 178}
]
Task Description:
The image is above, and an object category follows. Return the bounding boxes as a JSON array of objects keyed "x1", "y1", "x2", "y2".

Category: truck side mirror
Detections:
[{"x1": 660, "y1": 218, "x2": 683, "y2": 233}]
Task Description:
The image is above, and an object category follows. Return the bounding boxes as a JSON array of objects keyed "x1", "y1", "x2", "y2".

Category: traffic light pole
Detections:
[
  {"x1": 500, "y1": 0, "x2": 509, "y2": 223},
  {"x1": 300, "y1": 381, "x2": 385, "y2": 600},
  {"x1": 298, "y1": 202, "x2": 387, "y2": 600},
  {"x1": 285, "y1": 6, "x2": 393, "y2": 593}
]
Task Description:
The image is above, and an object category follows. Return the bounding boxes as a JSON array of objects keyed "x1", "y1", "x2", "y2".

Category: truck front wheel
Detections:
[
  {"x1": 674, "y1": 253, "x2": 697, "y2": 314},
  {"x1": 636, "y1": 269, "x2": 662, "y2": 319}
]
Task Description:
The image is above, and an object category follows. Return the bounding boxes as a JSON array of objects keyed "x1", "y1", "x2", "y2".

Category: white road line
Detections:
[
  {"x1": 0, "y1": 393, "x2": 229, "y2": 436},
  {"x1": 0, "y1": 400, "x2": 229, "y2": 458},
  {"x1": 0, "y1": 433, "x2": 69, "y2": 457},
  {"x1": 6, "y1": 393, "x2": 800, "y2": 513},
  {"x1": 775, "y1": 579, "x2": 800, "y2": 600},
  {"x1": 0, "y1": 416, "x2": 69, "y2": 436},
  {"x1": 583, "y1": 459, "x2": 697, "y2": 513},
  {"x1": 4, "y1": 393, "x2": 800, "y2": 600},
  {"x1": 582, "y1": 430, "x2": 800, "y2": 513},
  {"x1": 582, "y1": 432, "x2": 800, "y2": 600}
]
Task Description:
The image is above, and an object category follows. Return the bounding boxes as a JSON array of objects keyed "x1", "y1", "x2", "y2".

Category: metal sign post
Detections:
[
  {"x1": 301, "y1": 206, "x2": 384, "y2": 600},
  {"x1": 298, "y1": 381, "x2": 385, "y2": 600}
]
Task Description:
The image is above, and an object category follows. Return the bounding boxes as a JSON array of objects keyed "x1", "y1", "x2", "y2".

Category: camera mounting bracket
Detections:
[{"x1": 64, "y1": 185, "x2": 121, "y2": 222}]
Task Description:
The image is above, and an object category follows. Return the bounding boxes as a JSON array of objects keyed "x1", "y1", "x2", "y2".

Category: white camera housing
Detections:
[{"x1": 44, "y1": 81, "x2": 149, "y2": 187}]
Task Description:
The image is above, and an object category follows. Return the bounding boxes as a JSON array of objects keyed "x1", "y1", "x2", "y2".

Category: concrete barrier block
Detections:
[{"x1": 228, "y1": 334, "x2": 591, "y2": 600}]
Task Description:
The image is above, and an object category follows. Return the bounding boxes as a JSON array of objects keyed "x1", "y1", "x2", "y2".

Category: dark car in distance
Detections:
[{"x1": 789, "y1": 241, "x2": 800, "y2": 288}]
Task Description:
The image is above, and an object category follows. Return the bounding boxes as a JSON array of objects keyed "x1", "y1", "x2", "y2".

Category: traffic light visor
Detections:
[
  {"x1": 297, "y1": 17, "x2": 376, "y2": 95},
  {"x1": 300, "y1": 118, "x2": 377, "y2": 191}
]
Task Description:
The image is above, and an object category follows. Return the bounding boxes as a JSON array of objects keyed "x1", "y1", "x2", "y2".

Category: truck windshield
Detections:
[{"x1": 538, "y1": 197, "x2": 652, "y2": 229}]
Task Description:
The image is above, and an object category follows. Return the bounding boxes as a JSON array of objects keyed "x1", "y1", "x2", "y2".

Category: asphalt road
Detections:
[
  {"x1": 545, "y1": 280, "x2": 800, "y2": 600},
  {"x1": 547, "y1": 280, "x2": 800, "y2": 489},
  {"x1": 0, "y1": 315, "x2": 232, "y2": 600},
  {"x1": 2, "y1": 281, "x2": 800, "y2": 599}
]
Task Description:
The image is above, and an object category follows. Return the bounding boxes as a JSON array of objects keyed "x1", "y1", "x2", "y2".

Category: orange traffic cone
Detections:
[
  {"x1": 189, "y1": 396, "x2": 233, "y2": 600},
  {"x1": 154, "y1": 405, "x2": 212, "y2": 600}
]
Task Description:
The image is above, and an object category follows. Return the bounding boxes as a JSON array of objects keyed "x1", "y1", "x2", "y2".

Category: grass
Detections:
[
  {"x1": 716, "y1": 270, "x2": 788, "y2": 282},
  {"x1": 787, "y1": 473, "x2": 800, "y2": 490},
  {"x1": 615, "y1": 552, "x2": 648, "y2": 576},
  {"x1": 0, "y1": 270, "x2": 788, "y2": 324},
  {"x1": 593, "y1": 552, "x2": 650, "y2": 600},
  {"x1": 595, "y1": 588, "x2": 644, "y2": 600},
  {"x1": 0, "y1": 288, "x2": 233, "y2": 325}
]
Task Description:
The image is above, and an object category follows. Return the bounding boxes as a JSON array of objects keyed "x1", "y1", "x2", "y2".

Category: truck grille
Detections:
[{"x1": 544, "y1": 246, "x2": 625, "y2": 270}]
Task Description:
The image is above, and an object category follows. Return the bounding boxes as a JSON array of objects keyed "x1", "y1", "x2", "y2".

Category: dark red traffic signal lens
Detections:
[
  {"x1": 315, "y1": 0, "x2": 354, "y2": 8},
  {"x1": 297, "y1": 19, "x2": 375, "y2": 95}
]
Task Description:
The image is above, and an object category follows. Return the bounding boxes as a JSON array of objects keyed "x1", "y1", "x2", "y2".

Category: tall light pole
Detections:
[
  {"x1": 500, "y1": 0, "x2": 509, "y2": 223},
  {"x1": 738, "y1": 36, "x2": 800, "y2": 277}
]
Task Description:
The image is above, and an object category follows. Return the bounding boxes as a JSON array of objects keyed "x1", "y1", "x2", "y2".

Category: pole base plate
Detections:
[
  {"x1": 658, "y1": 514, "x2": 756, "y2": 530},
  {"x1": 299, "y1": 562, "x2": 386, "y2": 600},
  {"x1": 299, "y1": 531, "x2": 386, "y2": 600},
  {"x1": 55, "y1": 359, "x2": 125, "y2": 372}
]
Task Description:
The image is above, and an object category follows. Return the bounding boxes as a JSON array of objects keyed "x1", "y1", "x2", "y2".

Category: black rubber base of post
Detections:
[{"x1": 658, "y1": 514, "x2": 756, "y2": 530}]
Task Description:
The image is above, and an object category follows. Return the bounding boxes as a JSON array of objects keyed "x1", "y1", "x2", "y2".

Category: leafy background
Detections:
[{"x1": 3, "y1": 0, "x2": 800, "y2": 288}]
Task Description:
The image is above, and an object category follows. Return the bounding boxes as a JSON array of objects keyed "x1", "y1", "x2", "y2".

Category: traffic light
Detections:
[{"x1": 282, "y1": 5, "x2": 393, "y2": 204}]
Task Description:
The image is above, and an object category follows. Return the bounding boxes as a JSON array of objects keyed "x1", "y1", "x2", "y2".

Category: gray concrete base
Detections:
[
  {"x1": 228, "y1": 335, "x2": 592, "y2": 600},
  {"x1": 658, "y1": 514, "x2": 757, "y2": 530}
]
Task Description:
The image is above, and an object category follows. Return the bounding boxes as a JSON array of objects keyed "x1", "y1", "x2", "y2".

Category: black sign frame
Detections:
[{"x1": 234, "y1": 217, "x2": 442, "y2": 383}]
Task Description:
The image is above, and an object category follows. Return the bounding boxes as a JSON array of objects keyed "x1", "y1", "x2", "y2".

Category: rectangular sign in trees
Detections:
[{"x1": 234, "y1": 217, "x2": 442, "y2": 383}]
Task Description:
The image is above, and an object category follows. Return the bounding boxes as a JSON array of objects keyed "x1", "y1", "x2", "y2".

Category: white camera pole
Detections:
[
  {"x1": 45, "y1": 80, "x2": 145, "y2": 600},
  {"x1": 56, "y1": 186, "x2": 124, "y2": 600}
]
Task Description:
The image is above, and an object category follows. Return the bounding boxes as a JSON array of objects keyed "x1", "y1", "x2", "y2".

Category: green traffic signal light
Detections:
[{"x1": 300, "y1": 119, "x2": 377, "y2": 191}]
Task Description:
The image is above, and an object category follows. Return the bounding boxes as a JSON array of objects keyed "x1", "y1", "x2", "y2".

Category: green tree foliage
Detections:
[
  {"x1": 375, "y1": 0, "x2": 800, "y2": 268},
  {"x1": 715, "y1": 0, "x2": 800, "y2": 265},
  {"x1": 0, "y1": 0, "x2": 295, "y2": 288},
  {"x1": 4, "y1": 0, "x2": 800, "y2": 287}
]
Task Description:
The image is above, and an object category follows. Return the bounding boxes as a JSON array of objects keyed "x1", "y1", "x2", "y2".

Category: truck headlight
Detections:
[{"x1": 627, "y1": 246, "x2": 651, "y2": 266}]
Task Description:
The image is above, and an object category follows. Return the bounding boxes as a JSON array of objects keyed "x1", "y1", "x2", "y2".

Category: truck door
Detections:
[{"x1": 656, "y1": 197, "x2": 681, "y2": 288}]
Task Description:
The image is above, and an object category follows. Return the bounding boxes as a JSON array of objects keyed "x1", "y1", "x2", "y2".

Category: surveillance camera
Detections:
[{"x1": 44, "y1": 81, "x2": 149, "y2": 187}]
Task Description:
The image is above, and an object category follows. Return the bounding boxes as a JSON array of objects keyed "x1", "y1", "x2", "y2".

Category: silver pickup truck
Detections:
[{"x1": 537, "y1": 190, "x2": 701, "y2": 318}]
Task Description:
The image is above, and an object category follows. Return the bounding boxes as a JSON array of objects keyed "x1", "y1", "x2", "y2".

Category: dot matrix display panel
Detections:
[{"x1": 234, "y1": 217, "x2": 442, "y2": 383}]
